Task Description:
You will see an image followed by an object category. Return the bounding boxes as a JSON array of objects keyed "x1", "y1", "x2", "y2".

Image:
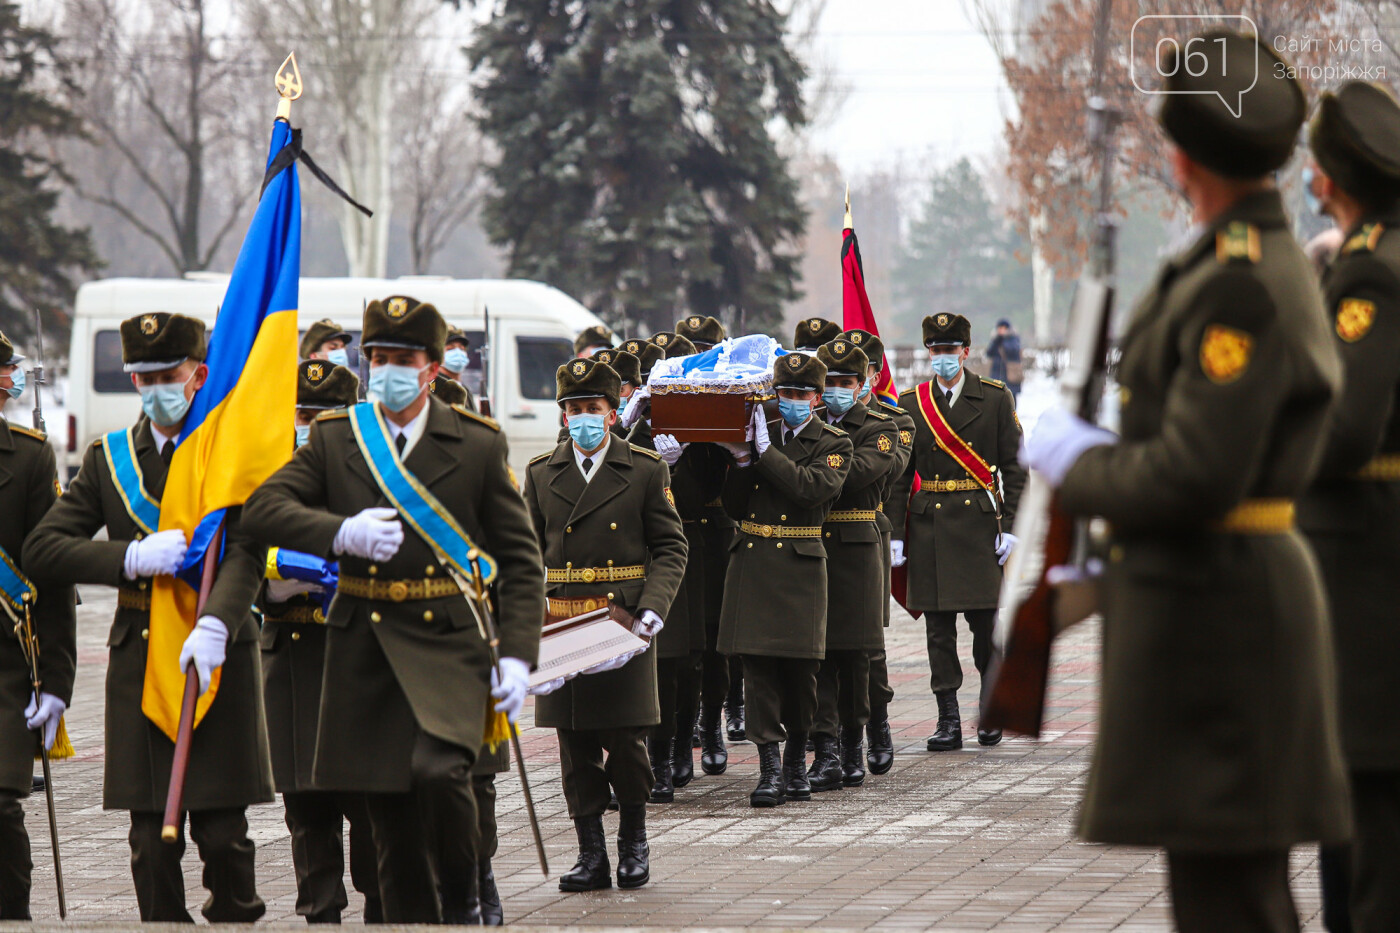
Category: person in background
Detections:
[
  {"x1": 984, "y1": 319, "x2": 1022, "y2": 400},
  {"x1": 300, "y1": 319, "x2": 353, "y2": 367},
  {"x1": 438, "y1": 326, "x2": 479, "y2": 411},
  {"x1": 575, "y1": 325, "x2": 614, "y2": 359}
]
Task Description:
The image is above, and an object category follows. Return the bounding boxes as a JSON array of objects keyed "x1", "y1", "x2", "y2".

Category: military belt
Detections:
[
  {"x1": 117, "y1": 588, "x2": 151, "y2": 612},
  {"x1": 547, "y1": 595, "x2": 613, "y2": 617},
  {"x1": 739, "y1": 521, "x2": 822, "y2": 539},
  {"x1": 339, "y1": 575, "x2": 462, "y2": 602},
  {"x1": 1352, "y1": 453, "x2": 1400, "y2": 481},
  {"x1": 267, "y1": 605, "x2": 327, "y2": 625},
  {"x1": 1210, "y1": 499, "x2": 1295, "y2": 535},
  {"x1": 923, "y1": 477, "x2": 983, "y2": 493},
  {"x1": 545, "y1": 565, "x2": 646, "y2": 584},
  {"x1": 825, "y1": 510, "x2": 878, "y2": 523}
]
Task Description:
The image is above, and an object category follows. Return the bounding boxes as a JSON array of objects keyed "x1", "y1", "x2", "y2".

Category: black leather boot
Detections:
[
  {"x1": 806, "y1": 733, "x2": 843, "y2": 792},
  {"x1": 841, "y1": 724, "x2": 867, "y2": 786},
  {"x1": 783, "y1": 734, "x2": 812, "y2": 800},
  {"x1": 648, "y1": 735, "x2": 674, "y2": 803},
  {"x1": 559, "y1": 816, "x2": 611, "y2": 891},
  {"x1": 671, "y1": 731, "x2": 695, "y2": 787},
  {"x1": 699, "y1": 704, "x2": 728, "y2": 775},
  {"x1": 977, "y1": 723, "x2": 1003, "y2": 746},
  {"x1": 616, "y1": 803, "x2": 651, "y2": 889},
  {"x1": 866, "y1": 716, "x2": 894, "y2": 775},
  {"x1": 441, "y1": 870, "x2": 482, "y2": 925},
  {"x1": 478, "y1": 860, "x2": 502, "y2": 925},
  {"x1": 749, "y1": 742, "x2": 785, "y2": 807},
  {"x1": 692, "y1": 709, "x2": 702, "y2": 748},
  {"x1": 726, "y1": 700, "x2": 746, "y2": 742},
  {"x1": 927, "y1": 690, "x2": 963, "y2": 751}
]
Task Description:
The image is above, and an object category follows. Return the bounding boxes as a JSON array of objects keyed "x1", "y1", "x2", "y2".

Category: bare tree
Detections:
[{"x1": 59, "y1": 0, "x2": 261, "y2": 275}]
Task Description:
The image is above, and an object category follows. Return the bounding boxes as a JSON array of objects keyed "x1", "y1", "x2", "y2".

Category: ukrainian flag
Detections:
[{"x1": 143, "y1": 119, "x2": 301, "y2": 739}]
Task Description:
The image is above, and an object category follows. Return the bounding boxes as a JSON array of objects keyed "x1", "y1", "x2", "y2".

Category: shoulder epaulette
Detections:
[
  {"x1": 983, "y1": 377, "x2": 1006, "y2": 388},
  {"x1": 1343, "y1": 222, "x2": 1385, "y2": 254},
  {"x1": 8, "y1": 423, "x2": 46, "y2": 442},
  {"x1": 821, "y1": 423, "x2": 848, "y2": 437},
  {"x1": 314, "y1": 409, "x2": 349, "y2": 422},
  {"x1": 880, "y1": 401, "x2": 910, "y2": 416},
  {"x1": 865, "y1": 408, "x2": 892, "y2": 421},
  {"x1": 1215, "y1": 221, "x2": 1261, "y2": 264},
  {"x1": 452, "y1": 404, "x2": 501, "y2": 432},
  {"x1": 630, "y1": 443, "x2": 661, "y2": 460},
  {"x1": 528, "y1": 450, "x2": 552, "y2": 466}
]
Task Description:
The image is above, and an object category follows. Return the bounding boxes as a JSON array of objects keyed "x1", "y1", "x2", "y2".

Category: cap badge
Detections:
[
  {"x1": 834, "y1": 341, "x2": 847, "y2": 355},
  {"x1": 140, "y1": 315, "x2": 159, "y2": 336},
  {"x1": 386, "y1": 297, "x2": 409, "y2": 319},
  {"x1": 688, "y1": 316, "x2": 701, "y2": 328},
  {"x1": 571, "y1": 361, "x2": 588, "y2": 377},
  {"x1": 307, "y1": 363, "x2": 324, "y2": 381},
  {"x1": 809, "y1": 320, "x2": 822, "y2": 332},
  {"x1": 850, "y1": 332, "x2": 863, "y2": 344},
  {"x1": 656, "y1": 334, "x2": 669, "y2": 346},
  {"x1": 936, "y1": 314, "x2": 950, "y2": 328},
  {"x1": 788, "y1": 356, "x2": 802, "y2": 370}
]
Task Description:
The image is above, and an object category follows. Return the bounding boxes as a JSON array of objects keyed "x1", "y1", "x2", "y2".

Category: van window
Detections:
[
  {"x1": 93, "y1": 330, "x2": 137, "y2": 393},
  {"x1": 448, "y1": 331, "x2": 486, "y2": 397},
  {"x1": 516, "y1": 336, "x2": 572, "y2": 400}
]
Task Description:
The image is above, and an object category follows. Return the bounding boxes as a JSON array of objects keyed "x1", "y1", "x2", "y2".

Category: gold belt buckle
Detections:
[
  {"x1": 945, "y1": 480, "x2": 958, "y2": 492},
  {"x1": 760, "y1": 524, "x2": 774, "y2": 538},
  {"x1": 581, "y1": 568, "x2": 597, "y2": 583},
  {"x1": 387, "y1": 581, "x2": 409, "y2": 603}
]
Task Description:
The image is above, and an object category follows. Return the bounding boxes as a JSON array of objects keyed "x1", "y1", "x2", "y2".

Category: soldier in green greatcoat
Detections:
[
  {"x1": 300, "y1": 318, "x2": 353, "y2": 367},
  {"x1": 1026, "y1": 31, "x2": 1352, "y2": 930}
]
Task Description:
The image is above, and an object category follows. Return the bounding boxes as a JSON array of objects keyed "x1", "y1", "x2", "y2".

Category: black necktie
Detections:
[
  {"x1": 160, "y1": 441, "x2": 174, "y2": 465},
  {"x1": 784, "y1": 429, "x2": 794, "y2": 445},
  {"x1": 395, "y1": 433, "x2": 407, "y2": 456},
  {"x1": 582, "y1": 458, "x2": 593, "y2": 475},
  {"x1": 945, "y1": 390, "x2": 953, "y2": 405}
]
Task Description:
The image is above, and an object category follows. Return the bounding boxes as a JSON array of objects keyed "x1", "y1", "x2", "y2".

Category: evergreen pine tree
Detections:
[{"x1": 468, "y1": 0, "x2": 807, "y2": 336}]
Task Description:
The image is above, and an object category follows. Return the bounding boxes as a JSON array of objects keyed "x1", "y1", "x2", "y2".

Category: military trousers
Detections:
[
  {"x1": 867, "y1": 649, "x2": 895, "y2": 722},
  {"x1": 557, "y1": 727, "x2": 651, "y2": 819},
  {"x1": 741, "y1": 655, "x2": 819, "y2": 746},
  {"x1": 129, "y1": 808, "x2": 265, "y2": 923},
  {"x1": 925, "y1": 609, "x2": 996, "y2": 695},
  {"x1": 1351, "y1": 770, "x2": 1400, "y2": 933},
  {"x1": 813, "y1": 649, "x2": 871, "y2": 737},
  {"x1": 0, "y1": 791, "x2": 29, "y2": 920},
  {"x1": 655, "y1": 653, "x2": 702, "y2": 748},
  {"x1": 474, "y1": 774, "x2": 498, "y2": 861},
  {"x1": 364, "y1": 731, "x2": 478, "y2": 924},
  {"x1": 1166, "y1": 849, "x2": 1298, "y2": 933},
  {"x1": 281, "y1": 790, "x2": 381, "y2": 923}
]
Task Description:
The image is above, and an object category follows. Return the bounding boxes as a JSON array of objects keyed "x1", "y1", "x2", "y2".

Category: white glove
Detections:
[
  {"x1": 1026, "y1": 408, "x2": 1116, "y2": 487},
  {"x1": 266, "y1": 579, "x2": 320, "y2": 603},
  {"x1": 1046, "y1": 558, "x2": 1105, "y2": 586},
  {"x1": 490, "y1": 656, "x2": 531, "y2": 724},
  {"x1": 720, "y1": 442, "x2": 751, "y2": 466},
  {"x1": 24, "y1": 692, "x2": 66, "y2": 752},
  {"x1": 653, "y1": 433, "x2": 687, "y2": 466},
  {"x1": 527, "y1": 676, "x2": 567, "y2": 696},
  {"x1": 995, "y1": 532, "x2": 1019, "y2": 566},
  {"x1": 636, "y1": 609, "x2": 664, "y2": 638},
  {"x1": 890, "y1": 539, "x2": 907, "y2": 567},
  {"x1": 178, "y1": 615, "x2": 228, "y2": 696},
  {"x1": 751, "y1": 405, "x2": 771, "y2": 456},
  {"x1": 619, "y1": 384, "x2": 651, "y2": 428},
  {"x1": 123, "y1": 529, "x2": 188, "y2": 580},
  {"x1": 333, "y1": 507, "x2": 404, "y2": 562}
]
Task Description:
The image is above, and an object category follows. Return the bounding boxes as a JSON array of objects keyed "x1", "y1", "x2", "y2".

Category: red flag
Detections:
[{"x1": 840, "y1": 201, "x2": 919, "y2": 617}]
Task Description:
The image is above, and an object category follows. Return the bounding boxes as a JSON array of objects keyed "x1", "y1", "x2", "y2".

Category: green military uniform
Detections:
[
  {"x1": 430, "y1": 373, "x2": 471, "y2": 408},
  {"x1": 0, "y1": 339, "x2": 76, "y2": 920},
  {"x1": 24, "y1": 314, "x2": 271, "y2": 923},
  {"x1": 886, "y1": 313, "x2": 1025, "y2": 750},
  {"x1": 807, "y1": 340, "x2": 898, "y2": 791},
  {"x1": 243, "y1": 296, "x2": 545, "y2": 924},
  {"x1": 1300, "y1": 80, "x2": 1400, "y2": 933},
  {"x1": 1039, "y1": 32, "x2": 1352, "y2": 931},
  {"x1": 718, "y1": 352, "x2": 852, "y2": 804}
]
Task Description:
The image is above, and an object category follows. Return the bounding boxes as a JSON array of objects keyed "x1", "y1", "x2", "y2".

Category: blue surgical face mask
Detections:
[
  {"x1": 139, "y1": 371, "x2": 196, "y2": 427},
  {"x1": 568, "y1": 412, "x2": 608, "y2": 451},
  {"x1": 930, "y1": 354, "x2": 962, "y2": 381},
  {"x1": 822, "y1": 386, "x2": 856, "y2": 417},
  {"x1": 369, "y1": 363, "x2": 428, "y2": 413},
  {"x1": 1302, "y1": 165, "x2": 1322, "y2": 216},
  {"x1": 4, "y1": 366, "x2": 24, "y2": 401},
  {"x1": 325, "y1": 347, "x2": 350, "y2": 368},
  {"x1": 295, "y1": 424, "x2": 311, "y2": 448},
  {"x1": 443, "y1": 347, "x2": 469, "y2": 373},
  {"x1": 778, "y1": 397, "x2": 812, "y2": 427}
]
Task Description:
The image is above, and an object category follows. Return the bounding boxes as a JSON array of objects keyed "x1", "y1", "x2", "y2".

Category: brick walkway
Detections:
[{"x1": 24, "y1": 588, "x2": 1325, "y2": 929}]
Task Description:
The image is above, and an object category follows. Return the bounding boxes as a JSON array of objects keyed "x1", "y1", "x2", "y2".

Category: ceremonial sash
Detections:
[
  {"x1": 348, "y1": 403, "x2": 498, "y2": 585},
  {"x1": 0, "y1": 545, "x2": 35, "y2": 619},
  {"x1": 101, "y1": 428, "x2": 161, "y2": 535},
  {"x1": 913, "y1": 380, "x2": 1001, "y2": 509}
]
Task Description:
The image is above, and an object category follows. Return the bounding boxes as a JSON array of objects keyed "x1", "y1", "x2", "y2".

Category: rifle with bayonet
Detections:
[
  {"x1": 479, "y1": 306, "x2": 493, "y2": 418},
  {"x1": 30, "y1": 310, "x2": 45, "y2": 436},
  {"x1": 982, "y1": 0, "x2": 1120, "y2": 738}
]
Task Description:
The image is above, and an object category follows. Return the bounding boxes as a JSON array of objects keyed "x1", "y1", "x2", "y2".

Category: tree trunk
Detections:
[{"x1": 1030, "y1": 210, "x2": 1054, "y2": 344}]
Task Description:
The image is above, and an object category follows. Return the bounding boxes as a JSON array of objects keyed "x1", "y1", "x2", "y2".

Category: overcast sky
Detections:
[{"x1": 809, "y1": 0, "x2": 1011, "y2": 174}]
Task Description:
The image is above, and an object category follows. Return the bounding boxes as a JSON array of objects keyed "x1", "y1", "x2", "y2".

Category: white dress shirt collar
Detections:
[
  {"x1": 384, "y1": 403, "x2": 430, "y2": 460},
  {"x1": 574, "y1": 436, "x2": 611, "y2": 483},
  {"x1": 940, "y1": 370, "x2": 967, "y2": 407}
]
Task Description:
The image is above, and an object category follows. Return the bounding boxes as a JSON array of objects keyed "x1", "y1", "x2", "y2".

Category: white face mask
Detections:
[{"x1": 369, "y1": 363, "x2": 429, "y2": 412}]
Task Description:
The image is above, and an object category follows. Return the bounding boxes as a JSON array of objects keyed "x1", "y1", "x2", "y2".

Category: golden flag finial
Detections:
[
  {"x1": 843, "y1": 184, "x2": 853, "y2": 230},
  {"x1": 275, "y1": 52, "x2": 303, "y2": 121}
]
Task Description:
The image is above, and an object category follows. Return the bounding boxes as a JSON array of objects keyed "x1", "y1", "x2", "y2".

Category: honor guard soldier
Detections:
[
  {"x1": 575, "y1": 324, "x2": 614, "y2": 359},
  {"x1": 524, "y1": 358, "x2": 687, "y2": 891},
  {"x1": 620, "y1": 338, "x2": 665, "y2": 386},
  {"x1": 0, "y1": 332, "x2": 75, "y2": 920},
  {"x1": 1026, "y1": 32, "x2": 1352, "y2": 930},
  {"x1": 263, "y1": 360, "x2": 381, "y2": 923},
  {"x1": 648, "y1": 331, "x2": 697, "y2": 358},
  {"x1": 793, "y1": 317, "x2": 842, "y2": 351},
  {"x1": 887, "y1": 313, "x2": 1025, "y2": 751},
  {"x1": 300, "y1": 318, "x2": 354, "y2": 367},
  {"x1": 243, "y1": 295, "x2": 545, "y2": 924},
  {"x1": 717, "y1": 352, "x2": 852, "y2": 807},
  {"x1": 805, "y1": 339, "x2": 898, "y2": 792},
  {"x1": 439, "y1": 326, "x2": 480, "y2": 411},
  {"x1": 1303, "y1": 81, "x2": 1400, "y2": 932},
  {"x1": 676, "y1": 314, "x2": 725, "y2": 352},
  {"x1": 592, "y1": 349, "x2": 643, "y2": 407},
  {"x1": 26, "y1": 313, "x2": 273, "y2": 922},
  {"x1": 840, "y1": 328, "x2": 915, "y2": 775}
]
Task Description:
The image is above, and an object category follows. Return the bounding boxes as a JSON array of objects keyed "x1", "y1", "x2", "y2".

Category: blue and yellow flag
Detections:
[{"x1": 143, "y1": 119, "x2": 301, "y2": 739}]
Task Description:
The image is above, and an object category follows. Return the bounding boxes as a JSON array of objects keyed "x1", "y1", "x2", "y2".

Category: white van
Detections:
[{"x1": 66, "y1": 275, "x2": 604, "y2": 476}]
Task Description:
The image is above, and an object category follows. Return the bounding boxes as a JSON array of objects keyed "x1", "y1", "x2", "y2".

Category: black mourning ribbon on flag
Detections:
[{"x1": 260, "y1": 125, "x2": 374, "y2": 217}]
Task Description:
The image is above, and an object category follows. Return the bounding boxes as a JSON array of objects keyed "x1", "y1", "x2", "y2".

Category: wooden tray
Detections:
[{"x1": 650, "y1": 392, "x2": 750, "y2": 443}]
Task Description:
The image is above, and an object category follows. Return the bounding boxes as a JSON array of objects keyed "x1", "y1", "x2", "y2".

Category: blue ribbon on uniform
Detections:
[{"x1": 101, "y1": 428, "x2": 162, "y2": 535}]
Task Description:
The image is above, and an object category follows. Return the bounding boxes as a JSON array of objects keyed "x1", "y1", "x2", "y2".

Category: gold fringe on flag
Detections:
[
  {"x1": 483, "y1": 708, "x2": 513, "y2": 753},
  {"x1": 37, "y1": 716, "x2": 74, "y2": 761}
]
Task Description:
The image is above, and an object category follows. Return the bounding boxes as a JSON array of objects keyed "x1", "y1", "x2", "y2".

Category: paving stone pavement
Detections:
[{"x1": 20, "y1": 587, "x2": 1326, "y2": 930}]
